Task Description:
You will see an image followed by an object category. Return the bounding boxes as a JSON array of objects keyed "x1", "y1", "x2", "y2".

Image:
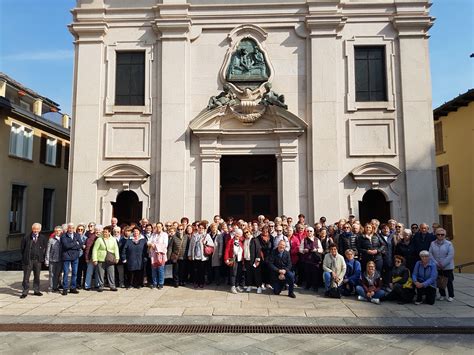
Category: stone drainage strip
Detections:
[{"x1": 0, "y1": 324, "x2": 472, "y2": 334}]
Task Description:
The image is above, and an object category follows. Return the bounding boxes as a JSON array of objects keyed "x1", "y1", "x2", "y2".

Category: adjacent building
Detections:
[
  {"x1": 434, "y1": 89, "x2": 474, "y2": 272},
  {"x1": 0, "y1": 72, "x2": 70, "y2": 251},
  {"x1": 67, "y1": 0, "x2": 438, "y2": 226}
]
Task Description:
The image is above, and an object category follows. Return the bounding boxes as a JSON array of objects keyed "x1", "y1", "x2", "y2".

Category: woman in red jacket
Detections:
[{"x1": 224, "y1": 228, "x2": 244, "y2": 294}]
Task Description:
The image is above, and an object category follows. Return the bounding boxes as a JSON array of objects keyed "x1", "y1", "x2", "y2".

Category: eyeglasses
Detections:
[
  {"x1": 178, "y1": 229, "x2": 184, "y2": 231},
  {"x1": 77, "y1": 228, "x2": 84, "y2": 231},
  {"x1": 276, "y1": 230, "x2": 283, "y2": 232},
  {"x1": 436, "y1": 233, "x2": 446, "y2": 236},
  {"x1": 394, "y1": 259, "x2": 401, "y2": 263},
  {"x1": 396, "y1": 226, "x2": 402, "y2": 228}
]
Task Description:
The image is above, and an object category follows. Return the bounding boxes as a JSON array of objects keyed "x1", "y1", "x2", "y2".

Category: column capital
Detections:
[
  {"x1": 393, "y1": 15, "x2": 434, "y2": 38},
  {"x1": 68, "y1": 22, "x2": 108, "y2": 43},
  {"x1": 152, "y1": 3, "x2": 192, "y2": 40},
  {"x1": 306, "y1": 15, "x2": 346, "y2": 37}
]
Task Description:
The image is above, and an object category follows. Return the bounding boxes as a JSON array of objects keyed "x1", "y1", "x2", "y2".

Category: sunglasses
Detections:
[{"x1": 436, "y1": 233, "x2": 446, "y2": 236}]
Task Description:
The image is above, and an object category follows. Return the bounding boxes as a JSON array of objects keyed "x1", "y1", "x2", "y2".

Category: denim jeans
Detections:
[
  {"x1": 152, "y1": 265, "x2": 165, "y2": 286},
  {"x1": 84, "y1": 261, "x2": 98, "y2": 289},
  {"x1": 356, "y1": 285, "x2": 385, "y2": 300},
  {"x1": 323, "y1": 271, "x2": 335, "y2": 291},
  {"x1": 63, "y1": 258, "x2": 79, "y2": 290}
]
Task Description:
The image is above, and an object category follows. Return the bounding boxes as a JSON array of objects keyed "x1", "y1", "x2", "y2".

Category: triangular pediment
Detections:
[{"x1": 189, "y1": 105, "x2": 307, "y2": 136}]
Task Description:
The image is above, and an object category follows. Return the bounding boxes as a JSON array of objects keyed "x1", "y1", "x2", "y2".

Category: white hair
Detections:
[
  {"x1": 113, "y1": 226, "x2": 121, "y2": 233},
  {"x1": 234, "y1": 228, "x2": 243, "y2": 236},
  {"x1": 32, "y1": 223, "x2": 42, "y2": 229},
  {"x1": 95, "y1": 224, "x2": 103, "y2": 232}
]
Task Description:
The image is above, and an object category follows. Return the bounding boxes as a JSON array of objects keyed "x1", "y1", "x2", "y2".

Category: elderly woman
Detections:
[
  {"x1": 356, "y1": 261, "x2": 385, "y2": 304},
  {"x1": 112, "y1": 226, "x2": 127, "y2": 288},
  {"x1": 319, "y1": 229, "x2": 333, "y2": 255},
  {"x1": 208, "y1": 223, "x2": 223, "y2": 285},
  {"x1": 339, "y1": 249, "x2": 361, "y2": 296},
  {"x1": 225, "y1": 228, "x2": 244, "y2": 294},
  {"x1": 395, "y1": 229, "x2": 417, "y2": 272},
  {"x1": 258, "y1": 226, "x2": 274, "y2": 290},
  {"x1": 92, "y1": 225, "x2": 120, "y2": 292},
  {"x1": 76, "y1": 224, "x2": 87, "y2": 289},
  {"x1": 45, "y1": 226, "x2": 63, "y2": 292},
  {"x1": 243, "y1": 228, "x2": 262, "y2": 293},
  {"x1": 300, "y1": 227, "x2": 323, "y2": 291},
  {"x1": 357, "y1": 223, "x2": 384, "y2": 273},
  {"x1": 148, "y1": 222, "x2": 168, "y2": 289},
  {"x1": 322, "y1": 244, "x2": 346, "y2": 296},
  {"x1": 168, "y1": 223, "x2": 188, "y2": 287},
  {"x1": 121, "y1": 227, "x2": 147, "y2": 289},
  {"x1": 382, "y1": 255, "x2": 414, "y2": 304},
  {"x1": 412, "y1": 250, "x2": 438, "y2": 305},
  {"x1": 188, "y1": 222, "x2": 214, "y2": 288},
  {"x1": 338, "y1": 223, "x2": 359, "y2": 260},
  {"x1": 429, "y1": 228, "x2": 455, "y2": 302},
  {"x1": 84, "y1": 224, "x2": 100, "y2": 291}
]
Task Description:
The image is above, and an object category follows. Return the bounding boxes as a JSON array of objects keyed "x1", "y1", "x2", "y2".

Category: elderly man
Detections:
[
  {"x1": 20, "y1": 223, "x2": 47, "y2": 298},
  {"x1": 60, "y1": 223, "x2": 83, "y2": 295},
  {"x1": 413, "y1": 223, "x2": 435, "y2": 260},
  {"x1": 322, "y1": 244, "x2": 346, "y2": 297},
  {"x1": 268, "y1": 240, "x2": 296, "y2": 298}
]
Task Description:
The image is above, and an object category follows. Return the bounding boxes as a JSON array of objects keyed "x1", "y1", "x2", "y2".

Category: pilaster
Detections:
[
  {"x1": 152, "y1": 3, "x2": 191, "y2": 220},
  {"x1": 393, "y1": 8, "x2": 437, "y2": 225},
  {"x1": 306, "y1": 3, "x2": 345, "y2": 222}
]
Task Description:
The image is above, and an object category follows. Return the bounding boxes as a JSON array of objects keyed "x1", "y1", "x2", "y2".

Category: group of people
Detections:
[{"x1": 20, "y1": 214, "x2": 455, "y2": 306}]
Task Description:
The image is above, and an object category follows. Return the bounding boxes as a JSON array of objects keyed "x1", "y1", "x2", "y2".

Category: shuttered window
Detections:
[
  {"x1": 435, "y1": 122, "x2": 444, "y2": 154},
  {"x1": 9, "y1": 123, "x2": 33, "y2": 160},
  {"x1": 355, "y1": 46, "x2": 387, "y2": 102},
  {"x1": 436, "y1": 165, "x2": 450, "y2": 203},
  {"x1": 40, "y1": 136, "x2": 62, "y2": 167},
  {"x1": 115, "y1": 51, "x2": 145, "y2": 106},
  {"x1": 439, "y1": 214, "x2": 454, "y2": 240}
]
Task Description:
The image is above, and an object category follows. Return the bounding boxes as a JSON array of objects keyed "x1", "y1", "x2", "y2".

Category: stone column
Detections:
[
  {"x1": 393, "y1": 7, "x2": 437, "y2": 225},
  {"x1": 67, "y1": 22, "x2": 108, "y2": 223},
  {"x1": 306, "y1": 2, "x2": 346, "y2": 222},
  {"x1": 277, "y1": 136, "x2": 299, "y2": 219},
  {"x1": 200, "y1": 152, "x2": 221, "y2": 220},
  {"x1": 152, "y1": 2, "x2": 191, "y2": 220}
]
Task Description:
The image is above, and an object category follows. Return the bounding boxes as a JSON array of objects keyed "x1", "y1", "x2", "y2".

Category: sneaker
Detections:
[
  {"x1": 257, "y1": 287, "x2": 262, "y2": 294},
  {"x1": 246, "y1": 286, "x2": 252, "y2": 293},
  {"x1": 447, "y1": 297, "x2": 454, "y2": 302},
  {"x1": 231, "y1": 286, "x2": 238, "y2": 294},
  {"x1": 236, "y1": 286, "x2": 244, "y2": 293},
  {"x1": 414, "y1": 300, "x2": 422, "y2": 305},
  {"x1": 437, "y1": 296, "x2": 445, "y2": 301},
  {"x1": 260, "y1": 284, "x2": 266, "y2": 291},
  {"x1": 371, "y1": 298, "x2": 381, "y2": 305},
  {"x1": 357, "y1": 295, "x2": 365, "y2": 302}
]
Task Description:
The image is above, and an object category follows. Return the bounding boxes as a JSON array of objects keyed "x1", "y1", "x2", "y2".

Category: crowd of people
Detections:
[{"x1": 20, "y1": 214, "x2": 455, "y2": 306}]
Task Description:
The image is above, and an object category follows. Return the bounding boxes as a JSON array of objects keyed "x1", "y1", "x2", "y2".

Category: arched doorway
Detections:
[
  {"x1": 358, "y1": 189, "x2": 391, "y2": 225},
  {"x1": 111, "y1": 191, "x2": 142, "y2": 226}
]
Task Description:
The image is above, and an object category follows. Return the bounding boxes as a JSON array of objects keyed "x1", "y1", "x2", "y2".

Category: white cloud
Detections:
[{"x1": 2, "y1": 49, "x2": 73, "y2": 61}]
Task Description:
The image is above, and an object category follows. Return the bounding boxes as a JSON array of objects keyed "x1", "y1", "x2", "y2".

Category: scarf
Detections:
[
  {"x1": 233, "y1": 238, "x2": 243, "y2": 262},
  {"x1": 244, "y1": 237, "x2": 252, "y2": 260}
]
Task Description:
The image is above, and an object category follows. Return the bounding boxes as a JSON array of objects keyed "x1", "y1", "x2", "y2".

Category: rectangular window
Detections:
[
  {"x1": 436, "y1": 165, "x2": 450, "y2": 203},
  {"x1": 434, "y1": 122, "x2": 444, "y2": 154},
  {"x1": 9, "y1": 185, "x2": 26, "y2": 233},
  {"x1": 9, "y1": 123, "x2": 33, "y2": 160},
  {"x1": 45, "y1": 138, "x2": 57, "y2": 166},
  {"x1": 355, "y1": 46, "x2": 387, "y2": 102},
  {"x1": 42, "y1": 188, "x2": 55, "y2": 231},
  {"x1": 115, "y1": 51, "x2": 145, "y2": 106},
  {"x1": 439, "y1": 214, "x2": 454, "y2": 240}
]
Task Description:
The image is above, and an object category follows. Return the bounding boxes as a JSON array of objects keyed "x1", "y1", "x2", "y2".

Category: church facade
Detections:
[{"x1": 67, "y1": 0, "x2": 437, "y2": 225}]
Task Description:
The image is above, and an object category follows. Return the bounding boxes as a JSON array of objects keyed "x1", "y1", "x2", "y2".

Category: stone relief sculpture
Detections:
[
  {"x1": 206, "y1": 34, "x2": 288, "y2": 124},
  {"x1": 227, "y1": 39, "x2": 269, "y2": 82}
]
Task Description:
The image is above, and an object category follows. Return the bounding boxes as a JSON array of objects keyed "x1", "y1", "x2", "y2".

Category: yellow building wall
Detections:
[
  {"x1": 0, "y1": 115, "x2": 68, "y2": 251},
  {"x1": 436, "y1": 102, "x2": 474, "y2": 273}
]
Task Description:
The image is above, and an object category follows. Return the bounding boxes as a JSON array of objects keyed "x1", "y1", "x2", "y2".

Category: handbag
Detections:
[
  {"x1": 102, "y1": 239, "x2": 116, "y2": 265},
  {"x1": 328, "y1": 287, "x2": 341, "y2": 299},
  {"x1": 437, "y1": 275, "x2": 449, "y2": 289},
  {"x1": 202, "y1": 236, "x2": 214, "y2": 257}
]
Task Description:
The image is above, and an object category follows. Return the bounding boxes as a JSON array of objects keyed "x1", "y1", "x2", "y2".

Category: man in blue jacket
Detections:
[
  {"x1": 412, "y1": 250, "x2": 438, "y2": 305},
  {"x1": 60, "y1": 223, "x2": 83, "y2": 295}
]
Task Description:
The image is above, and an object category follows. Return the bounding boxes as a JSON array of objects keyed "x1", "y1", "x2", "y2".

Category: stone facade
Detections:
[{"x1": 67, "y1": 0, "x2": 438, "y2": 225}]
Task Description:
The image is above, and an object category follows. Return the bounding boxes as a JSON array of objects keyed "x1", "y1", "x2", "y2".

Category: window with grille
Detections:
[
  {"x1": 436, "y1": 165, "x2": 450, "y2": 203},
  {"x1": 9, "y1": 185, "x2": 26, "y2": 233},
  {"x1": 355, "y1": 46, "x2": 387, "y2": 102},
  {"x1": 115, "y1": 51, "x2": 145, "y2": 106}
]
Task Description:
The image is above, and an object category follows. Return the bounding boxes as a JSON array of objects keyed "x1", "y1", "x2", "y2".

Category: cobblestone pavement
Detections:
[{"x1": 0, "y1": 271, "x2": 473, "y2": 354}]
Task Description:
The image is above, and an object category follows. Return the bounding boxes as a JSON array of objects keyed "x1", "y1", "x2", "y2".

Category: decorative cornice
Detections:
[
  {"x1": 350, "y1": 162, "x2": 401, "y2": 184},
  {"x1": 68, "y1": 22, "x2": 108, "y2": 43},
  {"x1": 151, "y1": 18, "x2": 192, "y2": 39},
  {"x1": 306, "y1": 15, "x2": 346, "y2": 37}
]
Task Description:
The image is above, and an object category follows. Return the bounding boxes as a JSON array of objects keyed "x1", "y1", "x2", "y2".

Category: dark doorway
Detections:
[
  {"x1": 358, "y1": 189, "x2": 391, "y2": 225},
  {"x1": 112, "y1": 190, "x2": 142, "y2": 226},
  {"x1": 220, "y1": 155, "x2": 277, "y2": 221}
]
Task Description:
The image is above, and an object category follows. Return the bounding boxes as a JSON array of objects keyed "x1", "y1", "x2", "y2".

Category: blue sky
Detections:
[{"x1": 0, "y1": 0, "x2": 472, "y2": 115}]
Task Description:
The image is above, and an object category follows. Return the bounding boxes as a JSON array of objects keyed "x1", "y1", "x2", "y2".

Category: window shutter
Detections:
[
  {"x1": 64, "y1": 144, "x2": 70, "y2": 170},
  {"x1": 443, "y1": 165, "x2": 450, "y2": 187},
  {"x1": 40, "y1": 135, "x2": 46, "y2": 164},
  {"x1": 56, "y1": 142, "x2": 62, "y2": 167}
]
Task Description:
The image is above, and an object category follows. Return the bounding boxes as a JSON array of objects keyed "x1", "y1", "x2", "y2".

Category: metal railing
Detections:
[{"x1": 456, "y1": 261, "x2": 474, "y2": 273}]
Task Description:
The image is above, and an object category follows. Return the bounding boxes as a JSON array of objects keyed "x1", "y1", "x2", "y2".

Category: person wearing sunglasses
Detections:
[{"x1": 429, "y1": 228, "x2": 455, "y2": 302}]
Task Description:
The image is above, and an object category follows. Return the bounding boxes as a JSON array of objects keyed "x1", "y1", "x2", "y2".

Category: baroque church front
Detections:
[{"x1": 67, "y1": 0, "x2": 438, "y2": 225}]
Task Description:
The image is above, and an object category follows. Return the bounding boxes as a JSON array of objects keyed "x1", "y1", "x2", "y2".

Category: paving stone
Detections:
[
  {"x1": 182, "y1": 306, "x2": 214, "y2": 316},
  {"x1": 212, "y1": 307, "x2": 268, "y2": 317},
  {"x1": 268, "y1": 307, "x2": 307, "y2": 317},
  {"x1": 144, "y1": 307, "x2": 185, "y2": 316}
]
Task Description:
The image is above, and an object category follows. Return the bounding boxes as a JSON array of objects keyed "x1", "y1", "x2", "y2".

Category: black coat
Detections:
[
  {"x1": 357, "y1": 234, "x2": 385, "y2": 263},
  {"x1": 338, "y1": 232, "x2": 359, "y2": 257},
  {"x1": 21, "y1": 233, "x2": 47, "y2": 265},
  {"x1": 121, "y1": 238, "x2": 147, "y2": 271},
  {"x1": 60, "y1": 232, "x2": 83, "y2": 261},
  {"x1": 268, "y1": 249, "x2": 292, "y2": 282},
  {"x1": 395, "y1": 241, "x2": 417, "y2": 272},
  {"x1": 412, "y1": 232, "x2": 435, "y2": 257}
]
